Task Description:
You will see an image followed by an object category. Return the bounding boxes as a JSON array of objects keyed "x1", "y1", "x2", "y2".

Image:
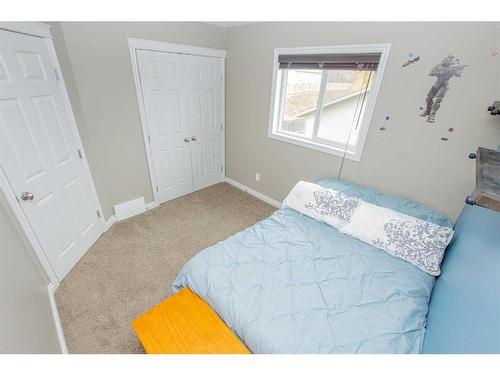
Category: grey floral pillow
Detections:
[
  {"x1": 371, "y1": 218, "x2": 453, "y2": 275},
  {"x1": 342, "y1": 199, "x2": 455, "y2": 276},
  {"x1": 305, "y1": 189, "x2": 360, "y2": 223},
  {"x1": 283, "y1": 181, "x2": 454, "y2": 275}
]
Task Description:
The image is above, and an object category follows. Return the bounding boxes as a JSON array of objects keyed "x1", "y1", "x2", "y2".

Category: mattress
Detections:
[{"x1": 173, "y1": 179, "x2": 452, "y2": 353}]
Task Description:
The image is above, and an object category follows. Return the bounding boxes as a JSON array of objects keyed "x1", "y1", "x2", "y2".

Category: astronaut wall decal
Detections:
[{"x1": 421, "y1": 55, "x2": 467, "y2": 123}]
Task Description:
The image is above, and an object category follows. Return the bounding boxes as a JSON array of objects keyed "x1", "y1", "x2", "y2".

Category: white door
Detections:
[
  {"x1": 137, "y1": 50, "x2": 194, "y2": 202},
  {"x1": 0, "y1": 30, "x2": 102, "y2": 280},
  {"x1": 185, "y1": 55, "x2": 223, "y2": 191},
  {"x1": 136, "y1": 50, "x2": 223, "y2": 203}
]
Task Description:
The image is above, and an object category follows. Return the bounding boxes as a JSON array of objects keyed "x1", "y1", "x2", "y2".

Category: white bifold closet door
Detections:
[
  {"x1": 137, "y1": 50, "x2": 223, "y2": 203},
  {"x1": 0, "y1": 30, "x2": 102, "y2": 280}
]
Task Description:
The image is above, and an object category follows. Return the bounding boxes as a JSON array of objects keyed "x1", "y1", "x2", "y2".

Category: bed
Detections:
[{"x1": 172, "y1": 178, "x2": 453, "y2": 354}]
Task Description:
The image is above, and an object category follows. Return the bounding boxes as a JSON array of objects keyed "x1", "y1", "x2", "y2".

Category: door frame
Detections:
[
  {"x1": 128, "y1": 37, "x2": 227, "y2": 204},
  {"x1": 0, "y1": 22, "x2": 105, "y2": 286}
]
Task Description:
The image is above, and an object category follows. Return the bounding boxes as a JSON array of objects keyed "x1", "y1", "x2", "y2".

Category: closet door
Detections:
[
  {"x1": 137, "y1": 50, "x2": 194, "y2": 202},
  {"x1": 185, "y1": 55, "x2": 223, "y2": 191}
]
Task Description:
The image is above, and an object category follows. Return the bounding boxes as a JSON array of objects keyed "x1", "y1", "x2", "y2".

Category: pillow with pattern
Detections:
[{"x1": 283, "y1": 181, "x2": 454, "y2": 276}]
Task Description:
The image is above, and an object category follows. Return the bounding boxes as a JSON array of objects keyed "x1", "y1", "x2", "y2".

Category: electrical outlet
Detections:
[{"x1": 255, "y1": 173, "x2": 261, "y2": 182}]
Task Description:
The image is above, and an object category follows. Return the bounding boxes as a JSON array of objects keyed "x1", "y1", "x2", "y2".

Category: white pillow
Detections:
[{"x1": 283, "y1": 181, "x2": 454, "y2": 276}]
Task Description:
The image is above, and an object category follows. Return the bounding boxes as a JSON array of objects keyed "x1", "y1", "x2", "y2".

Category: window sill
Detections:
[{"x1": 268, "y1": 132, "x2": 362, "y2": 162}]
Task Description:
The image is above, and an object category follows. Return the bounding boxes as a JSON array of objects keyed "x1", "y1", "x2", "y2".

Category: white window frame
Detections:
[{"x1": 267, "y1": 44, "x2": 391, "y2": 162}]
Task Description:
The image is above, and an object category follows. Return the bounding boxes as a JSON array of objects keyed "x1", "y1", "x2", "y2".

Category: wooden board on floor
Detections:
[{"x1": 132, "y1": 288, "x2": 250, "y2": 354}]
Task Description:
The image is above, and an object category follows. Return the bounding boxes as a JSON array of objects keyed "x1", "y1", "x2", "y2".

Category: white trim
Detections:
[
  {"x1": 268, "y1": 132, "x2": 360, "y2": 160},
  {"x1": 267, "y1": 43, "x2": 391, "y2": 162},
  {"x1": 112, "y1": 196, "x2": 159, "y2": 221},
  {"x1": 48, "y1": 283, "x2": 68, "y2": 354},
  {"x1": 145, "y1": 200, "x2": 159, "y2": 211},
  {"x1": 128, "y1": 38, "x2": 227, "y2": 206},
  {"x1": 127, "y1": 38, "x2": 226, "y2": 58},
  {"x1": 224, "y1": 177, "x2": 281, "y2": 209},
  {"x1": 113, "y1": 197, "x2": 147, "y2": 221},
  {"x1": 104, "y1": 214, "x2": 117, "y2": 232},
  {"x1": 0, "y1": 22, "x2": 53, "y2": 39},
  {"x1": 128, "y1": 47, "x2": 160, "y2": 204},
  {"x1": 103, "y1": 200, "x2": 159, "y2": 232},
  {"x1": 220, "y1": 58, "x2": 226, "y2": 178}
]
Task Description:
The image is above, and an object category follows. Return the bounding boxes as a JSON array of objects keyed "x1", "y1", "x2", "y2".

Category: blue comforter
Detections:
[{"x1": 173, "y1": 179, "x2": 452, "y2": 353}]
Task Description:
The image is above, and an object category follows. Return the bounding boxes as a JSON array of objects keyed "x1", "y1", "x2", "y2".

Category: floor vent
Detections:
[{"x1": 113, "y1": 197, "x2": 146, "y2": 221}]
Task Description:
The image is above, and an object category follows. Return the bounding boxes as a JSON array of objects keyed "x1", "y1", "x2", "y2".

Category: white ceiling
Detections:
[{"x1": 204, "y1": 22, "x2": 256, "y2": 28}]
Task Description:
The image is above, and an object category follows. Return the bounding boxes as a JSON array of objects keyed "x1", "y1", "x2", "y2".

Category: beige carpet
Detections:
[{"x1": 55, "y1": 182, "x2": 276, "y2": 353}]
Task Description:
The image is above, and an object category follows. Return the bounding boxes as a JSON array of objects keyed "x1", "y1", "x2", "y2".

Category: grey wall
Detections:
[
  {"x1": 49, "y1": 22, "x2": 500, "y2": 221},
  {"x1": 0, "y1": 191, "x2": 60, "y2": 353},
  {"x1": 49, "y1": 22, "x2": 227, "y2": 218},
  {"x1": 225, "y1": 22, "x2": 500, "y2": 221}
]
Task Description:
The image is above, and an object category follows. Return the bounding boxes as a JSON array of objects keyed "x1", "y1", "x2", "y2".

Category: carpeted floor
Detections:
[{"x1": 55, "y1": 182, "x2": 276, "y2": 353}]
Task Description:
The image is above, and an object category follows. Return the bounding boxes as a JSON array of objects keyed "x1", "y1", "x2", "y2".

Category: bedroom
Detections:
[{"x1": 1, "y1": 0, "x2": 500, "y2": 372}]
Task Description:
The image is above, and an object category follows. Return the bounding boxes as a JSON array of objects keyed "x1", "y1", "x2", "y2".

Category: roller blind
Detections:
[{"x1": 278, "y1": 52, "x2": 381, "y2": 70}]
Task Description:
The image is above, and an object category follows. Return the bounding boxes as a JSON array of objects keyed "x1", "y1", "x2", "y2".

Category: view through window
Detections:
[{"x1": 270, "y1": 47, "x2": 387, "y2": 160}]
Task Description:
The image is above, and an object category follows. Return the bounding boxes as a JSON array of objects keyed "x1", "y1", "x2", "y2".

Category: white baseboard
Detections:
[
  {"x1": 104, "y1": 180, "x2": 278, "y2": 234},
  {"x1": 224, "y1": 177, "x2": 282, "y2": 208},
  {"x1": 113, "y1": 197, "x2": 147, "y2": 221},
  {"x1": 103, "y1": 214, "x2": 117, "y2": 231},
  {"x1": 48, "y1": 283, "x2": 68, "y2": 354},
  {"x1": 145, "y1": 201, "x2": 159, "y2": 211},
  {"x1": 104, "y1": 199, "x2": 159, "y2": 232}
]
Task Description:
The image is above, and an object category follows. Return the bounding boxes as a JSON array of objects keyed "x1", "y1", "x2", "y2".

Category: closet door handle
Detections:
[
  {"x1": 184, "y1": 137, "x2": 190, "y2": 143},
  {"x1": 191, "y1": 136, "x2": 197, "y2": 141}
]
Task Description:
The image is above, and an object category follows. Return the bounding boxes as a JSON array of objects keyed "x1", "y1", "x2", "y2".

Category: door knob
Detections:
[
  {"x1": 191, "y1": 136, "x2": 197, "y2": 141},
  {"x1": 20, "y1": 192, "x2": 34, "y2": 201},
  {"x1": 184, "y1": 137, "x2": 190, "y2": 143}
]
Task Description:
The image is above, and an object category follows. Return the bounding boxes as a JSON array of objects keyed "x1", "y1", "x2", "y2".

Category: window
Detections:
[{"x1": 268, "y1": 45, "x2": 390, "y2": 161}]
